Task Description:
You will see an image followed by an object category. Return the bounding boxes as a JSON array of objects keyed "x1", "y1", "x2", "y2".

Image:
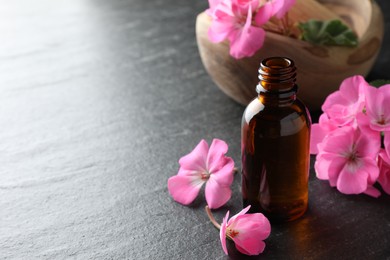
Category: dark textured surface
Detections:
[{"x1": 1, "y1": 0, "x2": 389, "y2": 259}]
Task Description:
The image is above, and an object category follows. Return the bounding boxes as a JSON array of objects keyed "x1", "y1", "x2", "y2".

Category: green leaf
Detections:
[
  {"x1": 298, "y1": 19, "x2": 358, "y2": 47},
  {"x1": 369, "y1": 79, "x2": 390, "y2": 88}
]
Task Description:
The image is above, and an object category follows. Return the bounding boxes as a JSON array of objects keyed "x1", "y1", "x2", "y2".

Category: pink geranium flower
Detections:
[
  {"x1": 378, "y1": 150, "x2": 390, "y2": 195},
  {"x1": 321, "y1": 75, "x2": 367, "y2": 127},
  {"x1": 220, "y1": 206, "x2": 271, "y2": 255},
  {"x1": 315, "y1": 126, "x2": 380, "y2": 197},
  {"x1": 206, "y1": 0, "x2": 296, "y2": 59},
  {"x1": 167, "y1": 139, "x2": 234, "y2": 209},
  {"x1": 207, "y1": 0, "x2": 272, "y2": 59},
  {"x1": 205, "y1": 205, "x2": 271, "y2": 256},
  {"x1": 311, "y1": 76, "x2": 371, "y2": 155}
]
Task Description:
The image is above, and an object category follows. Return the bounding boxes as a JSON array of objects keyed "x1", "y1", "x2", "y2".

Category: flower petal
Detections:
[
  {"x1": 320, "y1": 127, "x2": 355, "y2": 155},
  {"x1": 356, "y1": 112, "x2": 377, "y2": 136},
  {"x1": 364, "y1": 84, "x2": 390, "y2": 132},
  {"x1": 231, "y1": 213, "x2": 271, "y2": 239},
  {"x1": 364, "y1": 186, "x2": 381, "y2": 198},
  {"x1": 228, "y1": 5, "x2": 266, "y2": 59},
  {"x1": 354, "y1": 128, "x2": 380, "y2": 159},
  {"x1": 208, "y1": 0, "x2": 221, "y2": 10},
  {"x1": 314, "y1": 153, "x2": 331, "y2": 180},
  {"x1": 167, "y1": 175, "x2": 204, "y2": 205},
  {"x1": 363, "y1": 158, "x2": 380, "y2": 184},
  {"x1": 339, "y1": 75, "x2": 366, "y2": 102},
  {"x1": 207, "y1": 138, "x2": 229, "y2": 173},
  {"x1": 378, "y1": 150, "x2": 390, "y2": 195},
  {"x1": 336, "y1": 159, "x2": 377, "y2": 195},
  {"x1": 232, "y1": 0, "x2": 259, "y2": 13},
  {"x1": 208, "y1": 18, "x2": 236, "y2": 43},
  {"x1": 315, "y1": 152, "x2": 346, "y2": 186},
  {"x1": 272, "y1": 0, "x2": 296, "y2": 19},
  {"x1": 207, "y1": 0, "x2": 236, "y2": 42},
  {"x1": 235, "y1": 240, "x2": 266, "y2": 255},
  {"x1": 227, "y1": 205, "x2": 251, "y2": 225},
  {"x1": 385, "y1": 132, "x2": 390, "y2": 158},
  {"x1": 379, "y1": 85, "x2": 390, "y2": 130},
  {"x1": 364, "y1": 85, "x2": 380, "y2": 119},
  {"x1": 205, "y1": 176, "x2": 232, "y2": 209},
  {"x1": 321, "y1": 91, "x2": 347, "y2": 115},
  {"x1": 210, "y1": 157, "x2": 234, "y2": 186},
  {"x1": 310, "y1": 123, "x2": 329, "y2": 154},
  {"x1": 322, "y1": 75, "x2": 366, "y2": 126},
  {"x1": 179, "y1": 140, "x2": 209, "y2": 171},
  {"x1": 254, "y1": 2, "x2": 273, "y2": 26},
  {"x1": 229, "y1": 26, "x2": 265, "y2": 59},
  {"x1": 311, "y1": 114, "x2": 339, "y2": 154},
  {"x1": 177, "y1": 168, "x2": 194, "y2": 176},
  {"x1": 220, "y1": 211, "x2": 230, "y2": 255},
  {"x1": 230, "y1": 213, "x2": 271, "y2": 255}
]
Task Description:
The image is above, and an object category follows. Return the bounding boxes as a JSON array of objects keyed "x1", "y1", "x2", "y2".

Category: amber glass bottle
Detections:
[{"x1": 241, "y1": 57, "x2": 311, "y2": 222}]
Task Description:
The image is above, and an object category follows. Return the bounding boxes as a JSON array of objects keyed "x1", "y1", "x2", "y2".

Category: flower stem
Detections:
[
  {"x1": 263, "y1": 22, "x2": 283, "y2": 34},
  {"x1": 205, "y1": 206, "x2": 234, "y2": 241},
  {"x1": 283, "y1": 13, "x2": 288, "y2": 31},
  {"x1": 205, "y1": 206, "x2": 221, "y2": 230}
]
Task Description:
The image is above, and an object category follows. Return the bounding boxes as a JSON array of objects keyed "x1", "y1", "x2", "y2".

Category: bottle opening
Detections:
[{"x1": 264, "y1": 57, "x2": 291, "y2": 69}]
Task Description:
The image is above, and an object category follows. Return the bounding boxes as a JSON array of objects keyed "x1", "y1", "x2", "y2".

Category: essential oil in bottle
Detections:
[{"x1": 241, "y1": 57, "x2": 311, "y2": 222}]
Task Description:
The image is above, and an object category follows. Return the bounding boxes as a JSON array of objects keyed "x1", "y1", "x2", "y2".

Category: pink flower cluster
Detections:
[
  {"x1": 311, "y1": 76, "x2": 390, "y2": 197},
  {"x1": 206, "y1": 0, "x2": 295, "y2": 59}
]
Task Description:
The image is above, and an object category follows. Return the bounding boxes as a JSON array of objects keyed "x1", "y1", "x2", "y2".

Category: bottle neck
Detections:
[
  {"x1": 257, "y1": 85, "x2": 297, "y2": 106},
  {"x1": 256, "y1": 57, "x2": 297, "y2": 106}
]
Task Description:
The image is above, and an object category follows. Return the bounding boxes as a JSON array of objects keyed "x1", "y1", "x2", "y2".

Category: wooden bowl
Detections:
[{"x1": 196, "y1": 0, "x2": 384, "y2": 110}]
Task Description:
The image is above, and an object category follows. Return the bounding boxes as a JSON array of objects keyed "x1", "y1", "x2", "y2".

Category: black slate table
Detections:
[{"x1": 1, "y1": 0, "x2": 390, "y2": 259}]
